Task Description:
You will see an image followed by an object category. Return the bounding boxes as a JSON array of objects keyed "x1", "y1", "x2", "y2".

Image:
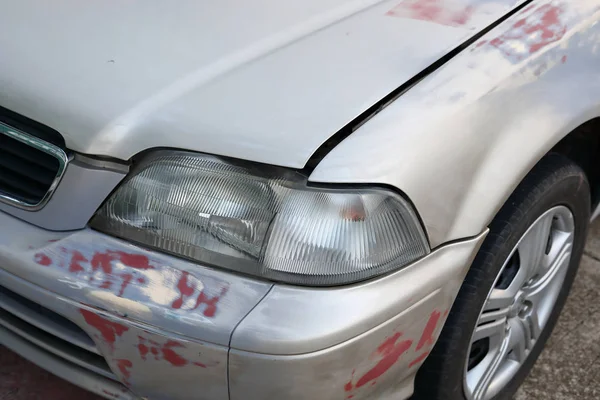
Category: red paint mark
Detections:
[
  {"x1": 47, "y1": 239, "x2": 60, "y2": 243},
  {"x1": 171, "y1": 271, "x2": 228, "y2": 317},
  {"x1": 80, "y1": 309, "x2": 128, "y2": 347},
  {"x1": 117, "y1": 273, "x2": 133, "y2": 297},
  {"x1": 416, "y1": 310, "x2": 442, "y2": 351},
  {"x1": 561, "y1": 55, "x2": 567, "y2": 63},
  {"x1": 444, "y1": 309, "x2": 449, "y2": 317},
  {"x1": 195, "y1": 287, "x2": 228, "y2": 317},
  {"x1": 115, "y1": 359, "x2": 133, "y2": 385},
  {"x1": 386, "y1": 0, "x2": 475, "y2": 28},
  {"x1": 136, "y1": 336, "x2": 213, "y2": 368},
  {"x1": 345, "y1": 333, "x2": 413, "y2": 393},
  {"x1": 409, "y1": 351, "x2": 430, "y2": 368},
  {"x1": 100, "y1": 280, "x2": 113, "y2": 289},
  {"x1": 172, "y1": 271, "x2": 195, "y2": 309},
  {"x1": 91, "y1": 250, "x2": 154, "y2": 275},
  {"x1": 102, "y1": 389, "x2": 120, "y2": 399},
  {"x1": 34, "y1": 253, "x2": 52, "y2": 266},
  {"x1": 137, "y1": 341, "x2": 149, "y2": 359},
  {"x1": 69, "y1": 250, "x2": 87, "y2": 273},
  {"x1": 137, "y1": 277, "x2": 145, "y2": 284},
  {"x1": 488, "y1": 4, "x2": 566, "y2": 61},
  {"x1": 162, "y1": 341, "x2": 188, "y2": 367}
]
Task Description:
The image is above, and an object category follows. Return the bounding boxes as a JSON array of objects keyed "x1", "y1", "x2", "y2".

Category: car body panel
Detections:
[
  {"x1": 0, "y1": 0, "x2": 524, "y2": 168},
  {"x1": 0, "y1": 211, "x2": 273, "y2": 347},
  {"x1": 0, "y1": 206, "x2": 485, "y2": 400},
  {"x1": 310, "y1": 0, "x2": 600, "y2": 247},
  {"x1": 231, "y1": 232, "x2": 485, "y2": 355}
]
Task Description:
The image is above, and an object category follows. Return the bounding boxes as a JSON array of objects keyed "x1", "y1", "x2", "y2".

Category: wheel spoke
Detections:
[
  {"x1": 472, "y1": 331, "x2": 511, "y2": 400},
  {"x1": 472, "y1": 318, "x2": 507, "y2": 342},
  {"x1": 516, "y1": 211, "x2": 554, "y2": 282},
  {"x1": 507, "y1": 317, "x2": 528, "y2": 363}
]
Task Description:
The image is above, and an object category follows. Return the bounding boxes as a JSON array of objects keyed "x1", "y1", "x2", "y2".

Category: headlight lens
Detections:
[{"x1": 90, "y1": 151, "x2": 429, "y2": 286}]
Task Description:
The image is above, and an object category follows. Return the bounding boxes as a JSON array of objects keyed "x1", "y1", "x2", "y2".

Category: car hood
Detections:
[{"x1": 0, "y1": 0, "x2": 523, "y2": 168}]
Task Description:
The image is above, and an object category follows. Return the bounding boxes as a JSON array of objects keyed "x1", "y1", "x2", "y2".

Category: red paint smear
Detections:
[
  {"x1": 116, "y1": 359, "x2": 133, "y2": 383},
  {"x1": 34, "y1": 253, "x2": 52, "y2": 266},
  {"x1": 100, "y1": 280, "x2": 113, "y2": 290},
  {"x1": 162, "y1": 341, "x2": 188, "y2": 367},
  {"x1": 117, "y1": 273, "x2": 133, "y2": 297},
  {"x1": 195, "y1": 286, "x2": 228, "y2": 317},
  {"x1": 409, "y1": 351, "x2": 430, "y2": 368},
  {"x1": 171, "y1": 271, "x2": 228, "y2": 317},
  {"x1": 354, "y1": 333, "x2": 413, "y2": 389},
  {"x1": 172, "y1": 271, "x2": 195, "y2": 309},
  {"x1": 80, "y1": 309, "x2": 128, "y2": 346},
  {"x1": 137, "y1": 339, "x2": 149, "y2": 360},
  {"x1": 151, "y1": 347, "x2": 159, "y2": 356},
  {"x1": 91, "y1": 250, "x2": 154, "y2": 275},
  {"x1": 102, "y1": 389, "x2": 120, "y2": 399},
  {"x1": 344, "y1": 381, "x2": 353, "y2": 392},
  {"x1": 416, "y1": 310, "x2": 441, "y2": 351},
  {"x1": 386, "y1": 0, "x2": 474, "y2": 27},
  {"x1": 69, "y1": 250, "x2": 87, "y2": 273},
  {"x1": 443, "y1": 309, "x2": 449, "y2": 317},
  {"x1": 561, "y1": 55, "x2": 567, "y2": 63},
  {"x1": 193, "y1": 361, "x2": 208, "y2": 368},
  {"x1": 489, "y1": 4, "x2": 566, "y2": 61}
]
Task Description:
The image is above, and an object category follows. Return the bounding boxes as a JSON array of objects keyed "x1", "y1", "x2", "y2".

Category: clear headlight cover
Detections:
[{"x1": 91, "y1": 151, "x2": 429, "y2": 286}]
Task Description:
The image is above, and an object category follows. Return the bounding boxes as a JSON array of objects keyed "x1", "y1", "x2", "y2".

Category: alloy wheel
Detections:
[{"x1": 464, "y1": 206, "x2": 575, "y2": 400}]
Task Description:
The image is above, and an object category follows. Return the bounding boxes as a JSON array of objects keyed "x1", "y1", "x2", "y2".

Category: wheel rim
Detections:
[{"x1": 463, "y1": 206, "x2": 575, "y2": 400}]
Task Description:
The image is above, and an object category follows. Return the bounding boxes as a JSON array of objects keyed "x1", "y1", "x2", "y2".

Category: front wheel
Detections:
[{"x1": 414, "y1": 154, "x2": 591, "y2": 400}]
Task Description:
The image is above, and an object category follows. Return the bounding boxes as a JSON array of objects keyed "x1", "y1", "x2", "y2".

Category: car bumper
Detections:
[{"x1": 0, "y1": 209, "x2": 486, "y2": 400}]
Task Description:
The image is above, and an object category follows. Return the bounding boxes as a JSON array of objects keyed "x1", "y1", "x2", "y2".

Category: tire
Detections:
[{"x1": 413, "y1": 153, "x2": 591, "y2": 400}]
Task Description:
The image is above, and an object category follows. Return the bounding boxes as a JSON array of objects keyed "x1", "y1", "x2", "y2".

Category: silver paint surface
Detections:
[
  {"x1": 0, "y1": 0, "x2": 524, "y2": 168},
  {"x1": 311, "y1": 0, "x2": 600, "y2": 247}
]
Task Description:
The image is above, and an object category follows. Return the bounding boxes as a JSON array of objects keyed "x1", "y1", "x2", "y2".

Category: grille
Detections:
[
  {"x1": 0, "y1": 285, "x2": 117, "y2": 381},
  {"x1": 0, "y1": 121, "x2": 68, "y2": 210}
]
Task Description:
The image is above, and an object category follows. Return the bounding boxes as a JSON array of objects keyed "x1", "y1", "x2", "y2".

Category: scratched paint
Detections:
[
  {"x1": 115, "y1": 359, "x2": 133, "y2": 386},
  {"x1": 137, "y1": 336, "x2": 216, "y2": 368},
  {"x1": 80, "y1": 309, "x2": 129, "y2": 349},
  {"x1": 478, "y1": 3, "x2": 568, "y2": 62},
  {"x1": 344, "y1": 333, "x2": 413, "y2": 397},
  {"x1": 386, "y1": 0, "x2": 476, "y2": 28},
  {"x1": 416, "y1": 310, "x2": 441, "y2": 350},
  {"x1": 33, "y1": 244, "x2": 230, "y2": 318},
  {"x1": 343, "y1": 309, "x2": 446, "y2": 397}
]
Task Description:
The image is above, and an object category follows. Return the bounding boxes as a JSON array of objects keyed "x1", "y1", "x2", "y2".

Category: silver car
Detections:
[{"x1": 1, "y1": 0, "x2": 599, "y2": 399}]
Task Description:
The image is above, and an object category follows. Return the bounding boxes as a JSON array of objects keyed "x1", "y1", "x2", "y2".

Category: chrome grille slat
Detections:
[
  {"x1": 0, "y1": 308, "x2": 116, "y2": 380},
  {"x1": 0, "y1": 285, "x2": 98, "y2": 354},
  {"x1": 0, "y1": 121, "x2": 68, "y2": 210}
]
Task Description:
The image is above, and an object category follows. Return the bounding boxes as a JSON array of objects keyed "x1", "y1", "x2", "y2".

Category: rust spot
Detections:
[
  {"x1": 409, "y1": 351, "x2": 430, "y2": 368},
  {"x1": 386, "y1": 0, "x2": 475, "y2": 28},
  {"x1": 488, "y1": 4, "x2": 567, "y2": 61},
  {"x1": 34, "y1": 253, "x2": 52, "y2": 266},
  {"x1": 80, "y1": 309, "x2": 128, "y2": 347},
  {"x1": 416, "y1": 310, "x2": 441, "y2": 351}
]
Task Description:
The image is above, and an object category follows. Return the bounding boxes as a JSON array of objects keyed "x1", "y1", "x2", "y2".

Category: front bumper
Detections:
[{"x1": 0, "y1": 209, "x2": 486, "y2": 400}]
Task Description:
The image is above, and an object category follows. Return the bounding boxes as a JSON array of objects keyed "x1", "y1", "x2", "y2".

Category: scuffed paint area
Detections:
[
  {"x1": 386, "y1": 0, "x2": 476, "y2": 28},
  {"x1": 343, "y1": 308, "x2": 448, "y2": 399},
  {"x1": 478, "y1": 3, "x2": 568, "y2": 62},
  {"x1": 32, "y1": 242, "x2": 231, "y2": 322}
]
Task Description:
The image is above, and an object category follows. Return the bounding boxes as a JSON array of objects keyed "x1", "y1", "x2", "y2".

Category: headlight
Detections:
[{"x1": 90, "y1": 151, "x2": 429, "y2": 286}]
